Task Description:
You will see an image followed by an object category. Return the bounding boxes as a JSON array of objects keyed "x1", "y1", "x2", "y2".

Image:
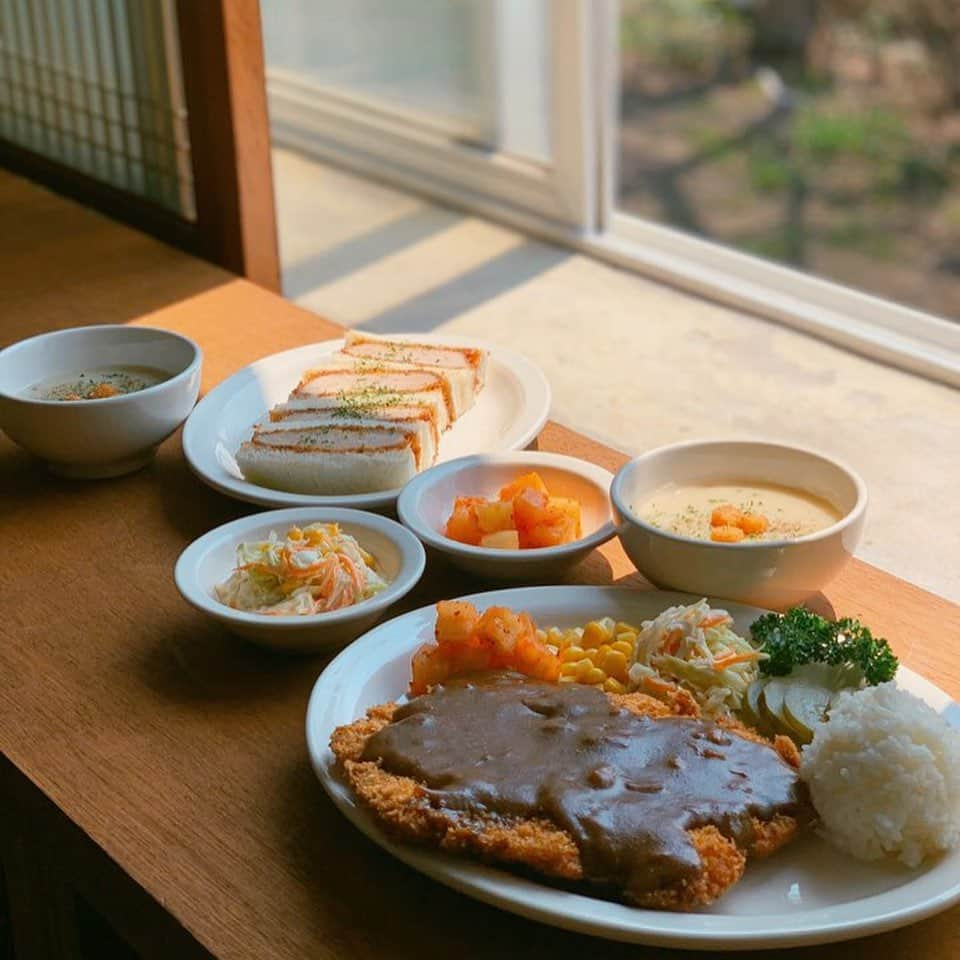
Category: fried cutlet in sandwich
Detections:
[{"x1": 330, "y1": 672, "x2": 808, "y2": 910}]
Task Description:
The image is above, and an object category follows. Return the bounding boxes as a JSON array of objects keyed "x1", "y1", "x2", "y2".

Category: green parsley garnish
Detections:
[{"x1": 750, "y1": 607, "x2": 898, "y2": 684}]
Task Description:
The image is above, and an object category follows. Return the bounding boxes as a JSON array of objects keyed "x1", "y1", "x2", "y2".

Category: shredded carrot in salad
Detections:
[
  {"x1": 215, "y1": 523, "x2": 388, "y2": 616},
  {"x1": 627, "y1": 600, "x2": 765, "y2": 715}
]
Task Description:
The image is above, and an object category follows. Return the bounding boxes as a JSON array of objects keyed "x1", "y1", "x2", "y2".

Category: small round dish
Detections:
[
  {"x1": 610, "y1": 439, "x2": 867, "y2": 610},
  {"x1": 174, "y1": 507, "x2": 426, "y2": 653},
  {"x1": 396, "y1": 452, "x2": 616, "y2": 581},
  {"x1": 0, "y1": 324, "x2": 201, "y2": 478}
]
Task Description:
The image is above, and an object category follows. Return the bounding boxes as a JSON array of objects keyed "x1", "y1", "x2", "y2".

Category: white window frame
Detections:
[
  {"x1": 266, "y1": 0, "x2": 594, "y2": 230},
  {"x1": 265, "y1": 0, "x2": 960, "y2": 388}
]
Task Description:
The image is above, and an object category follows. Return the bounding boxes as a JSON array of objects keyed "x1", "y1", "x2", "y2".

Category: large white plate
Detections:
[
  {"x1": 305, "y1": 586, "x2": 960, "y2": 951},
  {"x1": 182, "y1": 334, "x2": 551, "y2": 510}
]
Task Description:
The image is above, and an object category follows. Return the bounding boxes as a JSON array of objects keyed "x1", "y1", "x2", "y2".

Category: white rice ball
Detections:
[{"x1": 801, "y1": 682, "x2": 960, "y2": 867}]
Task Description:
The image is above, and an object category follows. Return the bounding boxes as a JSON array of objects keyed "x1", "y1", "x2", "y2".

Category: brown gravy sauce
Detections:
[{"x1": 362, "y1": 672, "x2": 807, "y2": 900}]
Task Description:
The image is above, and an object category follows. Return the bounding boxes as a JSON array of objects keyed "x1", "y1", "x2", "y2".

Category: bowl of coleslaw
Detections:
[{"x1": 174, "y1": 508, "x2": 426, "y2": 652}]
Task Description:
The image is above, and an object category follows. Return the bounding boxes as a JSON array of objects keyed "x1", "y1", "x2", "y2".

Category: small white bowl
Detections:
[
  {"x1": 610, "y1": 439, "x2": 867, "y2": 610},
  {"x1": 174, "y1": 508, "x2": 426, "y2": 653},
  {"x1": 0, "y1": 324, "x2": 201, "y2": 478},
  {"x1": 396, "y1": 452, "x2": 616, "y2": 581}
]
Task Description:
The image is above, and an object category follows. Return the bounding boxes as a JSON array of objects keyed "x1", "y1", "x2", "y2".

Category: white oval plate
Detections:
[
  {"x1": 305, "y1": 586, "x2": 960, "y2": 951},
  {"x1": 182, "y1": 334, "x2": 551, "y2": 509}
]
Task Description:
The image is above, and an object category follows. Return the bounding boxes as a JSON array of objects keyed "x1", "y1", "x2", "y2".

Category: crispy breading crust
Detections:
[{"x1": 330, "y1": 690, "x2": 803, "y2": 910}]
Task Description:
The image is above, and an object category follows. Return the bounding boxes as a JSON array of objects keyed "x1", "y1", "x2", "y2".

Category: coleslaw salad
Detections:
[
  {"x1": 216, "y1": 522, "x2": 389, "y2": 616},
  {"x1": 627, "y1": 599, "x2": 765, "y2": 714}
]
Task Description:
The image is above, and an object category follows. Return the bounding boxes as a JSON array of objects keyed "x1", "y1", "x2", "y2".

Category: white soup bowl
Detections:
[
  {"x1": 610, "y1": 440, "x2": 867, "y2": 610},
  {"x1": 0, "y1": 324, "x2": 201, "y2": 477}
]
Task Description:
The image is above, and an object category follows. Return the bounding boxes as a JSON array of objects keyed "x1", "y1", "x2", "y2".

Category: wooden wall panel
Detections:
[{"x1": 175, "y1": 0, "x2": 280, "y2": 290}]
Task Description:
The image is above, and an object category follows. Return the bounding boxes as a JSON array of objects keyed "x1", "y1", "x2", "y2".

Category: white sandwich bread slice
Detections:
[
  {"x1": 256, "y1": 405, "x2": 438, "y2": 470},
  {"x1": 236, "y1": 424, "x2": 417, "y2": 495},
  {"x1": 285, "y1": 366, "x2": 452, "y2": 432}
]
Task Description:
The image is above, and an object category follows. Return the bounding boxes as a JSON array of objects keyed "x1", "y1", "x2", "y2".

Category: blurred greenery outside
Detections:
[{"x1": 618, "y1": 0, "x2": 960, "y2": 320}]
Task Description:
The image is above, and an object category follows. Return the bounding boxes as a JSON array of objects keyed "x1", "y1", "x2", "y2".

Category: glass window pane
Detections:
[
  {"x1": 262, "y1": 0, "x2": 491, "y2": 132},
  {"x1": 617, "y1": 0, "x2": 960, "y2": 320},
  {"x1": 261, "y1": 0, "x2": 551, "y2": 161}
]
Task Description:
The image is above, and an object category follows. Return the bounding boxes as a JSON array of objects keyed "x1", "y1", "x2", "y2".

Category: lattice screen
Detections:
[{"x1": 0, "y1": 0, "x2": 195, "y2": 218}]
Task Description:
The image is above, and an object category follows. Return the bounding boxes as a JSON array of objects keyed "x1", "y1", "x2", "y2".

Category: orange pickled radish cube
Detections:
[
  {"x1": 480, "y1": 530, "x2": 520, "y2": 550},
  {"x1": 478, "y1": 606, "x2": 529, "y2": 658},
  {"x1": 515, "y1": 634, "x2": 561, "y2": 683},
  {"x1": 411, "y1": 600, "x2": 560, "y2": 693},
  {"x1": 512, "y1": 487, "x2": 550, "y2": 530},
  {"x1": 449, "y1": 640, "x2": 497, "y2": 673},
  {"x1": 519, "y1": 520, "x2": 575, "y2": 549},
  {"x1": 529, "y1": 651, "x2": 562, "y2": 683},
  {"x1": 410, "y1": 646, "x2": 452, "y2": 695},
  {"x1": 476, "y1": 498, "x2": 515, "y2": 534},
  {"x1": 435, "y1": 599, "x2": 481, "y2": 647},
  {"x1": 444, "y1": 496, "x2": 486, "y2": 545},
  {"x1": 498, "y1": 471, "x2": 549, "y2": 502},
  {"x1": 711, "y1": 524, "x2": 745, "y2": 543},
  {"x1": 711, "y1": 504, "x2": 743, "y2": 528},
  {"x1": 547, "y1": 497, "x2": 582, "y2": 538},
  {"x1": 515, "y1": 491, "x2": 580, "y2": 548},
  {"x1": 739, "y1": 512, "x2": 769, "y2": 535}
]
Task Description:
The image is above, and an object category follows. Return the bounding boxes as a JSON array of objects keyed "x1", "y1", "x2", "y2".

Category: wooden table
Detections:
[{"x1": 2, "y1": 170, "x2": 959, "y2": 960}]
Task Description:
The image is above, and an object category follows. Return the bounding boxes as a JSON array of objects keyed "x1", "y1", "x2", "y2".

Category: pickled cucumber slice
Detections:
[
  {"x1": 740, "y1": 679, "x2": 769, "y2": 734},
  {"x1": 782, "y1": 683, "x2": 832, "y2": 744},
  {"x1": 759, "y1": 678, "x2": 787, "y2": 728},
  {"x1": 760, "y1": 678, "x2": 810, "y2": 742},
  {"x1": 740, "y1": 664, "x2": 861, "y2": 743}
]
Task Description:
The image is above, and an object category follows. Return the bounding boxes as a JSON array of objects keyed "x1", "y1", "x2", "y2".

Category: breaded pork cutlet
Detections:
[{"x1": 331, "y1": 685, "x2": 805, "y2": 911}]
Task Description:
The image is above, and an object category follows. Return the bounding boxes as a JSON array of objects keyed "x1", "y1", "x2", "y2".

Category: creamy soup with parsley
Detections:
[
  {"x1": 25, "y1": 365, "x2": 169, "y2": 401},
  {"x1": 639, "y1": 481, "x2": 842, "y2": 543}
]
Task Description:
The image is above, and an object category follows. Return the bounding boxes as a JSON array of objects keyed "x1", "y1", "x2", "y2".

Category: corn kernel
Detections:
[
  {"x1": 573, "y1": 658, "x2": 595, "y2": 680},
  {"x1": 581, "y1": 621, "x2": 610, "y2": 648},
  {"x1": 287, "y1": 526, "x2": 303, "y2": 541},
  {"x1": 601, "y1": 649, "x2": 628, "y2": 679},
  {"x1": 612, "y1": 639, "x2": 634, "y2": 658},
  {"x1": 583, "y1": 666, "x2": 606, "y2": 685},
  {"x1": 543, "y1": 618, "x2": 642, "y2": 692}
]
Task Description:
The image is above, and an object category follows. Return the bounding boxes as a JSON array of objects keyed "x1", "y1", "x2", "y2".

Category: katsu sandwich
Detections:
[{"x1": 236, "y1": 333, "x2": 487, "y2": 494}]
